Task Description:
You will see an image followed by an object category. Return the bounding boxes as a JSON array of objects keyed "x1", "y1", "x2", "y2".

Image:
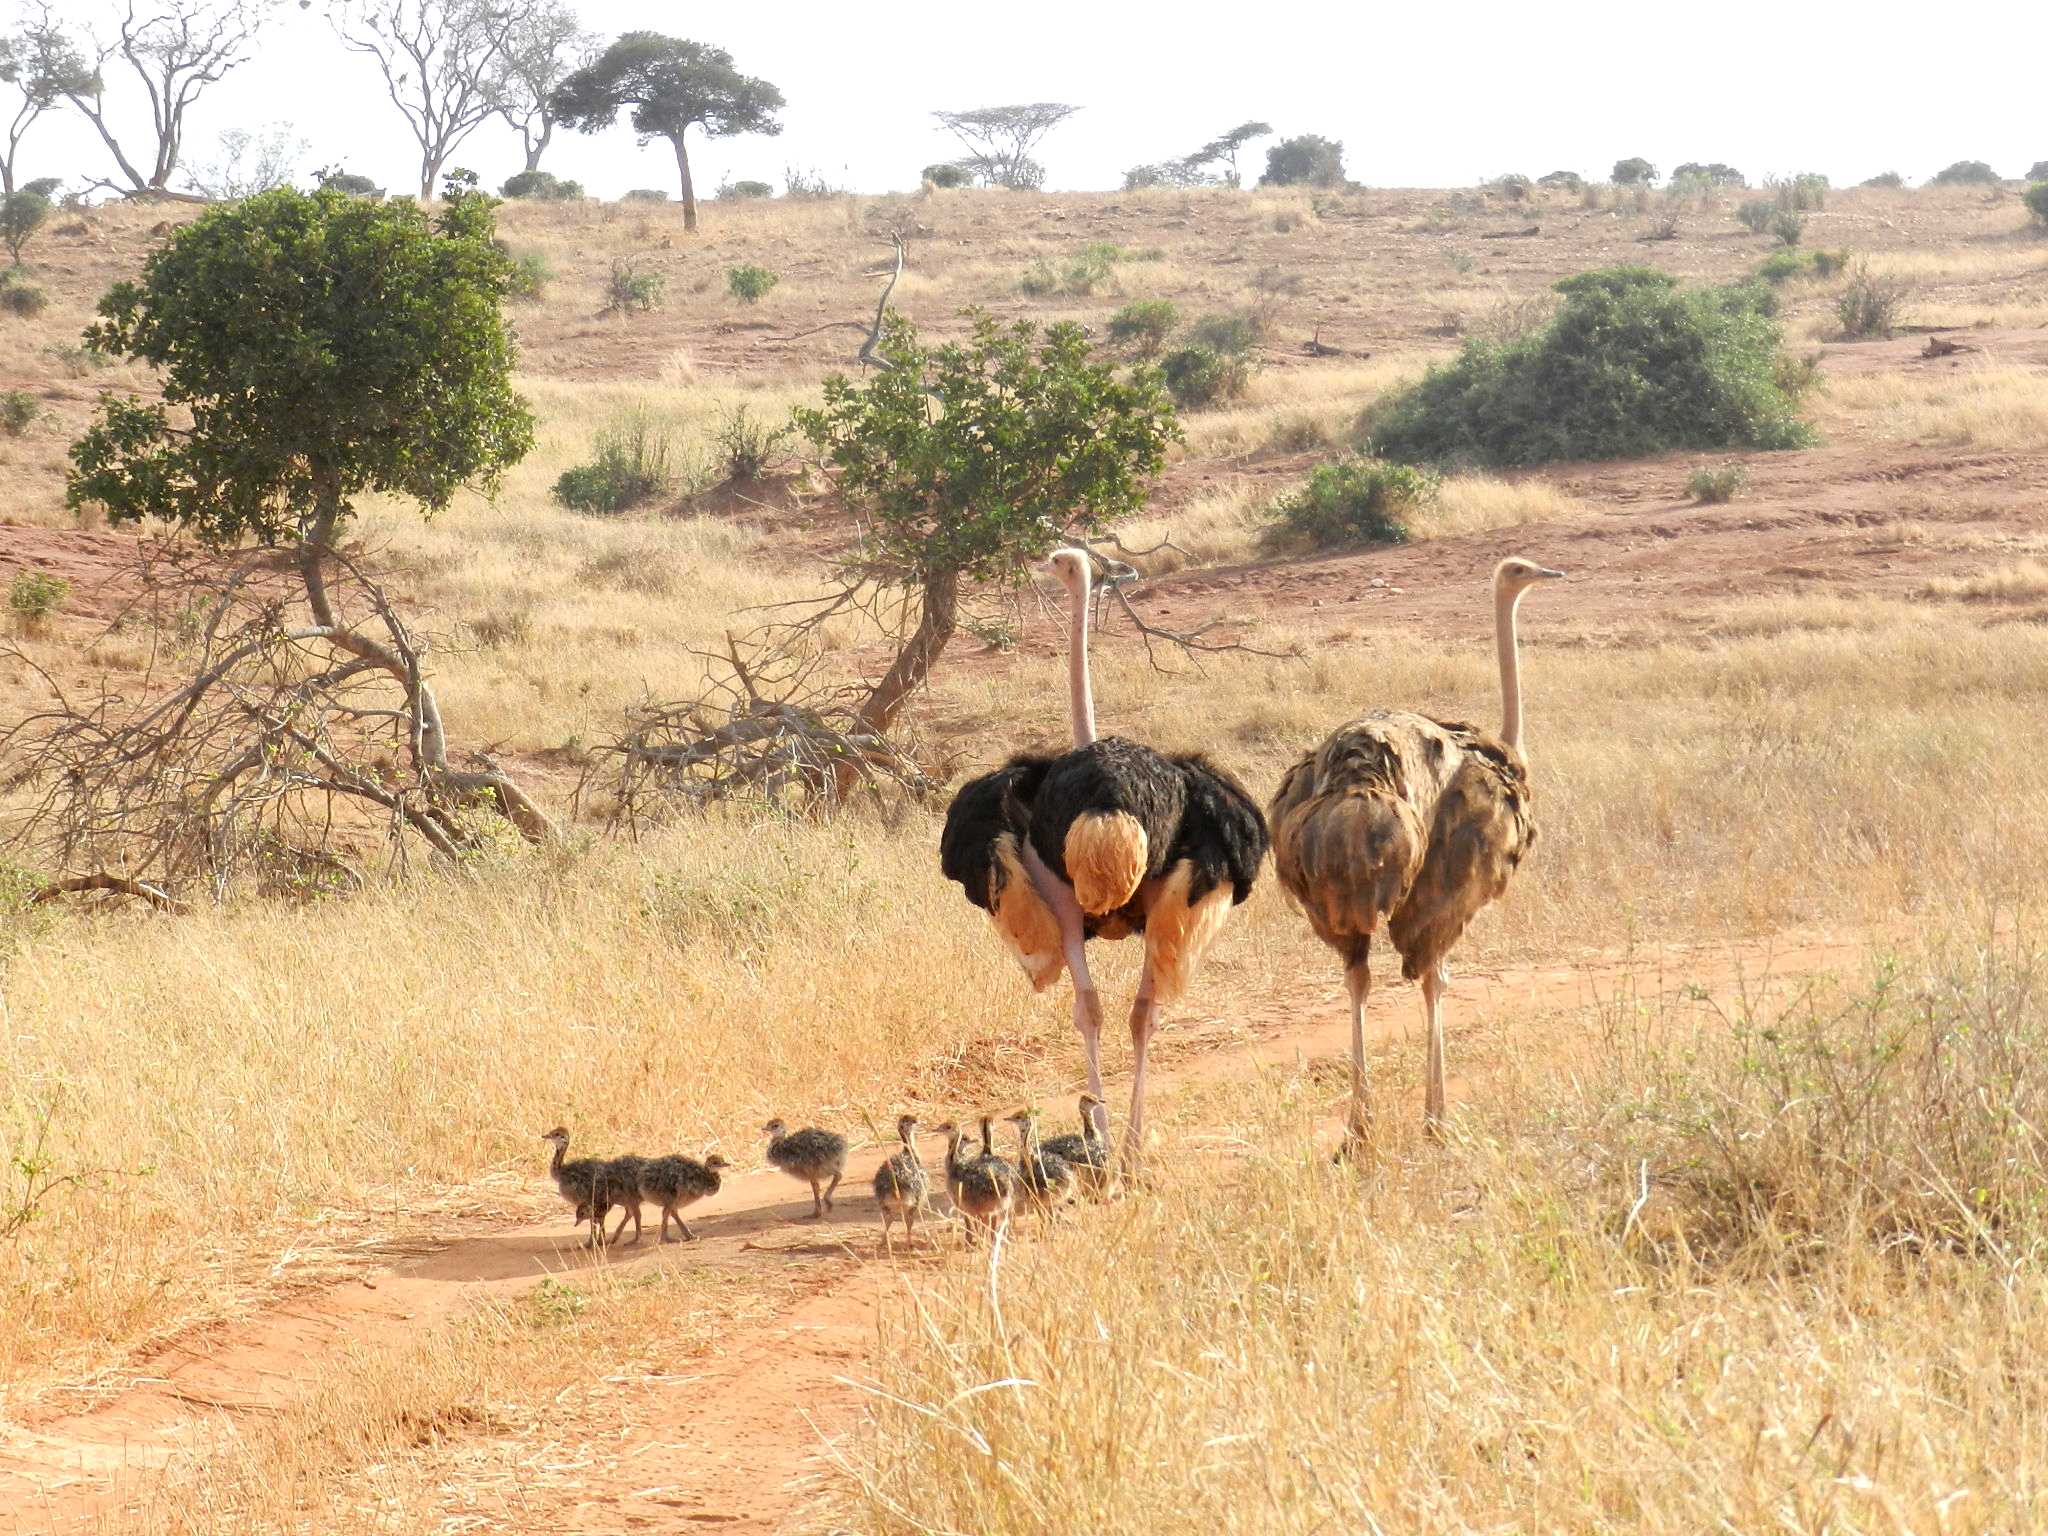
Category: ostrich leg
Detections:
[
  {"x1": 1024, "y1": 842, "x2": 1112, "y2": 1145},
  {"x1": 1122, "y1": 955, "x2": 1160, "y2": 1174},
  {"x1": 1422, "y1": 960, "x2": 1450, "y2": 1139},
  {"x1": 1338, "y1": 954, "x2": 1372, "y2": 1157}
]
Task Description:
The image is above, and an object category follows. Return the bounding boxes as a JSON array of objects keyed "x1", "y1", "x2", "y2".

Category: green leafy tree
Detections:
[
  {"x1": 1612, "y1": 156, "x2": 1657, "y2": 185},
  {"x1": 65, "y1": 185, "x2": 546, "y2": 842},
  {"x1": 792, "y1": 309, "x2": 1177, "y2": 740},
  {"x1": 552, "y1": 33, "x2": 783, "y2": 233},
  {"x1": 1261, "y1": 134, "x2": 1345, "y2": 188},
  {"x1": 0, "y1": 189, "x2": 50, "y2": 266},
  {"x1": 1930, "y1": 159, "x2": 1999, "y2": 186}
]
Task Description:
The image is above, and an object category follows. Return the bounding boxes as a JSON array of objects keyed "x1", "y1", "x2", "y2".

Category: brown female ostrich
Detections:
[
  {"x1": 1269, "y1": 557, "x2": 1562, "y2": 1148},
  {"x1": 940, "y1": 549, "x2": 1268, "y2": 1169}
]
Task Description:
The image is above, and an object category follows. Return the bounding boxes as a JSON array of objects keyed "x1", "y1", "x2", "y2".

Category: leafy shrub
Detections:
[
  {"x1": 21, "y1": 176, "x2": 61, "y2": 198},
  {"x1": 1673, "y1": 161, "x2": 1744, "y2": 186},
  {"x1": 1611, "y1": 157, "x2": 1657, "y2": 185},
  {"x1": 1160, "y1": 344, "x2": 1251, "y2": 408},
  {"x1": 1370, "y1": 266, "x2": 1816, "y2": 467},
  {"x1": 783, "y1": 165, "x2": 845, "y2": 200},
  {"x1": 1834, "y1": 261, "x2": 1910, "y2": 339},
  {"x1": 1264, "y1": 455, "x2": 1434, "y2": 547},
  {"x1": 922, "y1": 162, "x2": 972, "y2": 189},
  {"x1": 1260, "y1": 135, "x2": 1345, "y2": 188},
  {"x1": 621, "y1": 188, "x2": 669, "y2": 203},
  {"x1": 1756, "y1": 247, "x2": 1850, "y2": 284},
  {"x1": 499, "y1": 169, "x2": 582, "y2": 200},
  {"x1": 713, "y1": 403, "x2": 791, "y2": 480},
  {"x1": 1020, "y1": 241, "x2": 1122, "y2": 297},
  {"x1": 9, "y1": 570, "x2": 69, "y2": 625},
  {"x1": 1931, "y1": 160, "x2": 2000, "y2": 187},
  {"x1": 1, "y1": 189, "x2": 51, "y2": 266},
  {"x1": 551, "y1": 409, "x2": 680, "y2": 514},
  {"x1": 718, "y1": 179, "x2": 773, "y2": 200},
  {"x1": 0, "y1": 272, "x2": 47, "y2": 317},
  {"x1": 505, "y1": 251, "x2": 551, "y2": 302},
  {"x1": 1737, "y1": 198, "x2": 1775, "y2": 233},
  {"x1": 725, "y1": 264, "x2": 779, "y2": 303},
  {"x1": 2029, "y1": 161, "x2": 2048, "y2": 183},
  {"x1": 2026, "y1": 183, "x2": 2048, "y2": 228},
  {"x1": 42, "y1": 342, "x2": 105, "y2": 374},
  {"x1": 1537, "y1": 169, "x2": 1584, "y2": 191},
  {"x1": 604, "y1": 257, "x2": 665, "y2": 314},
  {"x1": 1187, "y1": 308, "x2": 1264, "y2": 356},
  {"x1": 1, "y1": 389, "x2": 39, "y2": 435},
  {"x1": 1769, "y1": 207, "x2": 1806, "y2": 246},
  {"x1": 1106, "y1": 298, "x2": 1178, "y2": 356},
  {"x1": 1768, "y1": 172, "x2": 1828, "y2": 211},
  {"x1": 315, "y1": 169, "x2": 380, "y2": 196},
  {"x1": 1491, "y1": 173, "x2": 1532, "y2": 201},
  {"x1": 1862, "y1": 170, "x2": 1906, "y2": 189},
  {"x1": 1686, "y1": 464, "x2": 1748, "y2": 502}
]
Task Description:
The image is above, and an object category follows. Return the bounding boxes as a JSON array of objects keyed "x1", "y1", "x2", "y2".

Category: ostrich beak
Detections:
[{"x1": 1535, "y1": 565, "x2": 1566, "y2": 580}]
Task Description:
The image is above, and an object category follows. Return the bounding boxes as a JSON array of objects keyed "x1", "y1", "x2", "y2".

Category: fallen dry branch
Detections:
[
  {"x1": 29, "y1": 873, "x2": 193, "y2": 915},
  {"x1": 1, "y1": 538, "x2": 553, "y2": 903},
  {"x1": 581, "y1": 631, "x2": 939, "y2": 829}
]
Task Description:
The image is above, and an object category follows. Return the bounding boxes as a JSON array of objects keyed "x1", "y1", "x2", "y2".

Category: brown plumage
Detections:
[
  {"x1": 936, "y1": 1120, "x2": 1013, "y2": 1242},
  {"x1": 1270, "y1": 558, "x2": 1561, "y2": 1146}
]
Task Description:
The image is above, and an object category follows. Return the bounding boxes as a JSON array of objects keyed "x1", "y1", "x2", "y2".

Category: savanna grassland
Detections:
[{"x1": 4, "y1": 176, "x2": 2048, "y2": 1534}]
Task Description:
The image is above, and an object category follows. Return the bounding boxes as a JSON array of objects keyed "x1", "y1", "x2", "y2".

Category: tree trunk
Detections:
[
  {"x1": 420, "y1": 151, "x2": 444, "y2": 202},
  {"x1": 834, "y1": 567, "x2": 957, "y2": 800},
  {"x1": 523, "y1": 118, "x2": 551, "y2": 173},
  {"x1": 672, "y1": 131, "x2": 697, "y2": 233}
]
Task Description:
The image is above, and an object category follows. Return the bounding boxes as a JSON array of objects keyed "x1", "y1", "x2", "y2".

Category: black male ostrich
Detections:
[{"x1": 940, "y1": 547, "x2": 1267, "y2": 1168}]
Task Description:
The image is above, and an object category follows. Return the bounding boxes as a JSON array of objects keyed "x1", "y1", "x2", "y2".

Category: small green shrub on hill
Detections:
[
  {"x1": 1264, "y1": 455, "x2": 1434, "y2": 547},
  {"x1": 1369, "y1": 266, "x2": 1816, "y2": 467}
]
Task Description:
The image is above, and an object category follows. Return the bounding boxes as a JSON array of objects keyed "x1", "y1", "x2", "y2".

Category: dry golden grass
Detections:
[
  {"x1": 1926, "y1": 558, "x2": 2048, "y2": 600},
  {"x1": 1818, "y1": 364, "x2": 2048, "y2": 450}
]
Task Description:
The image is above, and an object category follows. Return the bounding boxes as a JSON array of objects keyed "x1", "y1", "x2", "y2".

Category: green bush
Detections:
[
  {"x1": 1686, "y1": 464, "x2": 1748, "y2": 503},
  {"x1": 499, "y1": 170, "x2": 583, "y2": 200},
  {"x1": 9, "y1": 570, "x2": 69, "y2": 625},
  {"x1": 552, "y1": 409, "x2": 680, "y2": 514},
  {"x1": 712, "y1": 403, "x2": 791, "y2": 479},
  {"x1": 506, "y1": 251, "x2": 552, "y2": 302},
  {"x1": 718, "y1": 179, "x2": 774, "y2": 200},
  {"x1": 1834, "y1": 261, "x2": 1909, "y2": 340},
  {"x1": 2029, "y1": 161, "x2": 2048, "y2": 183},
  {"x1": 1930, "y1": 160, "x2": 2000, "y2": 187},
  {"x1": 1492, "y1": 173, "x2": 1532, "y2": 201},
  {"x1": 0, "y1": 272, "x2": 47, "y2": 316},
  {"x1": 604, "y1": 258, "x2": 665, "y2": 314},
  {"x1": 621, "y1": 188, "x2": 669, "y2": 203},
  {"x1": 1769, "y1": 207, "x2": 1806, "y2": 246},
  {"x1": 1673, "y1": 161, "x2": 1745, "y2": 186},
  {"x1": 922, "y1": 162, "x2": 972, "y2": 189},
  {"x1": 1370, "y1": 266, "x2": 1816, "y2": 467},
  {"x1": 1, "y1": 389, "x2": 39, "y2": 436},
  {"x1": 1260, "y1": 135, "x2": 1345, "y2": 188},
  {"x1": 1769, "y1": 172, "x2": 1828, "y2": 211},
  {"x1": 725, "y1": 264, "x2": 779, "y2": 303},
  {"x1": 1611, "y1": 157, "x2": 1657, "y2": 185},
  {"x1": 1106, "y1": 298, "x2": 1179, "y2": 356},
  {"x1": 1186, "y1": 309, "x2": 1263, "y2": 356},
  {"x1": 315, "y1": 169, "x2": 380, "y2": 196},
  {"x1": 1862, "y1": 170, "x2": 1906, "y2": 189},
  {"x1": 1265, "y1": 455, "x2": 1434, "y2": 548},
  {"x1": 1020, "y1": 241, "x2": 1122, "y2": 298},
  {"x1": 1756, "y1": 248, "x2": 1850, "y2": 284},
  {"x1": 1160, "y1": 344, "x2": 1250, "y2": 408},
  {"x1": 1737, "y1": 198, "x2": 1775, "y2": 233},
  {"x1": 2026, "y1": 183, "x2": 2048, "y2": 228},
  {"x1": 1, "y1": 189, "x2": 51, "y2": 266},
  {"x1": 1538, "y1": 170, "x2": 1585, "y2": 192}
]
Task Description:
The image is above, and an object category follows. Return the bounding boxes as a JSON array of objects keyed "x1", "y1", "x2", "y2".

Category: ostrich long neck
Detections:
[
  {"x1": 1495, "y1": 582, "x2": 1526, "y2": 754},
  {"x1": 549, "y1": 1139, "x2": 565, "y2": 1178},
  {"x1": 1066, "y1": 563, "x2": 1096, "y2": 747}
]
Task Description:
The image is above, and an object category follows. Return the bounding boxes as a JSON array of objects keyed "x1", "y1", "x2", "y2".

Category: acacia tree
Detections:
[
  {"x1": 31, "y1": 0, "x2": 283, "y2": 199},
  {"x1": 330, "y1": 0, "x2": 533, "y2": 200},
  {"x1": 793, "y1": 309, "x2": 1178, "y2": 740},
  {"x1": 1192, "y1": 120, "x2": 1270, "y2": 186},
  {"x1": 33, "y1": 185, "x2": 548, "y2": 893},
  {"x1": 0, "y1": 22, "x2": 96, "y2": 196},
  {"x1": 933, "y1": 102, "x2": 1078, "y2": 190},
  {"x1": 553, "y1": 33, "x2": 782, "y2": 234},
  {"x1": 489, "y1": 0, "x2": 591, "y2": 173}
]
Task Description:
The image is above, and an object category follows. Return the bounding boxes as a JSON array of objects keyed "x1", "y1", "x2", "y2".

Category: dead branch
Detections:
[
  {"x1": 0, "y1": 536, "x2": 554, "y2": 904},
  {"x1": 578, "y1": 629, "x2": 938, "y2": 830},
  {"x1": 855, "y1": 232, "x2": 906, "y2": 370}
]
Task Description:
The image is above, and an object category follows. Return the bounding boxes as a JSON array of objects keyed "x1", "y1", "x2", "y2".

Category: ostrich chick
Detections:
[
  {"x1": 638, "y1": 1152, "x2": 732, "y2": 1243},
  {"x1": 936, "y1": 1120, "x2": 1013, "y2": 1242},
  {"x1": 872, "y1": 1114, "x2": 930, "y2": 1253},
  {"x1": 1037, "y1": 1092, "x2": 1113, "y2": 1196},
  {"x1": 541, "y1": 1127, "x2": 630, "y2": 1249},
  {"x1": 1008, "y1": 1108, "x2": 1078, "y2": 1217},
  {"x1": 762, "y1": 1119, "x2": 848, "y2": 1219}
]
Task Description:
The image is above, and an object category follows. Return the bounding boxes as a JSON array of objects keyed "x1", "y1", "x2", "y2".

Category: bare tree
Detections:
[
  {"x1": 32, "y1": 0, "x2": 283, "y2": 200},
  {"x1": 0, "y1": 20, "x2": 95, "y2": 197},
  {"x1": 329, "y1": 0, "x2": 533, "y2": 200},
  {"x1": 489, "y1": 0, "x2": 589, "y2": 174},
  {"x1": 182, "y1": 119, "x2": 304, "y2": 199},
  {"x1": 932, "y1": 102, "x2": 1078, "y2": 191}
]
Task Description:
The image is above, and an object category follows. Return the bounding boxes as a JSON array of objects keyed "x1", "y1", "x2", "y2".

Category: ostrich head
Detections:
[
  {"x1": 1048, "y1": 546, "x2": 1093, "y2": 592},
  {"x1": 1006, "y1": 1107, "x2": 1039, "y2": 1127},
  {"x1": 895, "y1": 1114, "x2": 920, "y2": 1141},
  {"x1": 1494, "y1": 557, "x2": 1566, "y2": 596},
  {"x1": 540, "y1": 1126, "x2": 570, "y2": 1147},
  {"x1": 760, "y1": 1118, "x2": 788, "y2": 1139},
  {"x1": 705, "y1": 1153, "x2": 732, "y2": 1171}
]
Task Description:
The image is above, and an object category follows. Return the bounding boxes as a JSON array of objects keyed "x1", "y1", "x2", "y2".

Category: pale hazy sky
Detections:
[{"x1": 13, "y1": 0, "x2": 2047, "y2": 199}]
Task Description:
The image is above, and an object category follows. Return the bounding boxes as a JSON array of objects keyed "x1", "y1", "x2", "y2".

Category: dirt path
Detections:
[{"x1": 0, "y1": 923, "x2": 1873, "y2": 1534}]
